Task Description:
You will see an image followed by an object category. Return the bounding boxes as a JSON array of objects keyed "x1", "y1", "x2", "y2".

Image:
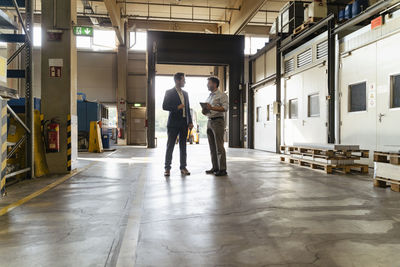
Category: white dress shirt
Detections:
[
  {"x1": 175, "y1": 87, "x2": 186, "y2": 118},
  {"x1": 206, "y1": 89, "x2": 229, "y2": 119}
]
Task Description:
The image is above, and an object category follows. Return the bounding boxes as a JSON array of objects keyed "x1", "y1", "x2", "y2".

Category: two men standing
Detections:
[{"x1": 162, "y1": 73, "x2": 228, "y2": 177}]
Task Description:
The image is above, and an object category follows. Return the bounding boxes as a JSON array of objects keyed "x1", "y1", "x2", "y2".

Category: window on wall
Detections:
[
  {"x1": 308, "y1": 93, "x2": 320, "y2": 117},
  {"x1": 76, "y1": 36, "x2": 91, "y2": 49},
  {"x1": 244, "y1": 36, "x2": 269, "y2": 55},
  {"x1": 92, "y1": 30, "x2": 116, "y2": 50},
  {"x1": 33, "y1": 26, "x2": 41, "y2": 47},
  {"x1": 266, "y1": 104, "x2": 270, "y2": 121},
  {"x1": 289, "y1": 99, "x2": 298, "y2": 119},
  {"x1": 391, "y1": 74, "x2": 400, "y2": 108},
  {"x1": 256, "y1": 107, "x2": 262, "y2": 122},
  {"x1": 349, "y1": 82, "x2": 367, "y2": 112},
  {"x1": 130, "y1": 31, "x2": 147, "y2": 51}
]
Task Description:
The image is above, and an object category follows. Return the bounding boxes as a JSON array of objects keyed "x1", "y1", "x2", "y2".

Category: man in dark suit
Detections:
[{"x1": 163, "y1": 73, "x2": 193, "y2": 177}]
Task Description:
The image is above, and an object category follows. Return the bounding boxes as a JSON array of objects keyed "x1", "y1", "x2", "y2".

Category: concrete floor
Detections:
[{"x1": 0, "y1": 143, "x2": 399, "y2": 266}]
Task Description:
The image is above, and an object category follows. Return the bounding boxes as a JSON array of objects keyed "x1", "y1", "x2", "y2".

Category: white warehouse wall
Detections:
[
  {"x1": 28, "y1": 49, "x2": 146, "y2": 105},
  {"x1": 250, "y1": 8, "x2": 400, "y2": 165}
]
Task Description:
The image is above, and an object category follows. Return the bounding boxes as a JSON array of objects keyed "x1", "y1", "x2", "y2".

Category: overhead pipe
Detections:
[
  {"x1": 116, "y1": 1, "x2": 241, "y2": 11},
  {"x1": 125, "y1": 14, "x2": 230, "y2": 24}
]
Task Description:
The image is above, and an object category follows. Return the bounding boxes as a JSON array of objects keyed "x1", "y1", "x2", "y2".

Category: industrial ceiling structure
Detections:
[{"x1": 29, "y1": 0, "x2": 291, "y2": 35}]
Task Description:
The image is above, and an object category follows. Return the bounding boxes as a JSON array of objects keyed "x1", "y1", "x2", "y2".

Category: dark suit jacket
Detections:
[{"x1": 162, "y1": 88, "x2": 193, "y2": 128}]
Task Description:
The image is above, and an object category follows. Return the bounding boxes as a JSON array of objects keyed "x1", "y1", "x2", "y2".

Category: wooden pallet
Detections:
[
  {"x1": 374, "y1": 176, "x2": 400, "y2": 192},
  {"x1": 280, "y1": 155, "x2": 369, "y2": 174},
  {"x1": 287, "y1": 151, "x2": 362, "y2": 161},
  {"x1": 280, "y1": 145, "x2": 369, "y2": 158},
  {"x1": 374, "y1": 151, "x2": 400, "y2": 165},
  {"x1": 293, "y1": 17, "x2": 322, "y2": 35}
]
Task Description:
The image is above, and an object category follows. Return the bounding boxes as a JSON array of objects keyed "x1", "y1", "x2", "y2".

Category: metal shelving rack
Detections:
[{"x1": 0, "y1": 0, "x2": 33, "y2": 196}]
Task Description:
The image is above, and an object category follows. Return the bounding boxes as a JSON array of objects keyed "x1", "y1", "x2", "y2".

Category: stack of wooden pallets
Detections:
[
  {"x1": 280, "y1": 143, "x2": 369, "y2": 174},
  {"x1": 293, "y1": 17, "x2": 322, "y2": 35},
  {"x1": 373, "y1": 151, "x2": 400, "y2": 192}
]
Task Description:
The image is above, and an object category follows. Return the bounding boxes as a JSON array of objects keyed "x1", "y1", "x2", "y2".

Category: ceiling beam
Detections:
[
  {"x1": 103, "y1": 0, "x2": 125, "y2": 45},
  {"x1": 242, "y1": 25, "x2": 271, "y2": 36},
  {"x1": 221, "y1": 0, "x2": 268, "y2": 35},
  {"x1": 128, "y1": 19, "x2": 219, "y2": 33},
  {"x1": 76, "y1": 16, "x2": 219, "y2": 34}
]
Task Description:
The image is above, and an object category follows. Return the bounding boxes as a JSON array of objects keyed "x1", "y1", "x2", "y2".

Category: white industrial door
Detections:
[
  {"x1": 300, "y1": 66, "x2": 328, "y2": 143},
  {"x1": 340, "y1": 42, "x2": 377, "y2": 157},
  {"x1": 254, "y1": 84, "x2": 276, "y2": 152},
  {"x1": 376, "y1": 32, "x2": 400, "y2": 152},
  {"x1": 284, "y1": 66, "x2": 327, "y2": 145},
  {"x1": 284, "y1": 73, "x2": 303, "y2": 145}
]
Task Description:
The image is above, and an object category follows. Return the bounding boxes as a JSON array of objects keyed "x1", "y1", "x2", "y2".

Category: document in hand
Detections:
[
  {"x1": 200, "y1": 102, "x2": 208, "y2": 109},
  {"x1": 200, "y1": 102, "x2": 210, "y2": 114}
]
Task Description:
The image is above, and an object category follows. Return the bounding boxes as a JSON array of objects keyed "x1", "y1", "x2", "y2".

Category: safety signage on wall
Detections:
[
  {"x1": 49, "y1": 66, "x2": 61, "y2": 78},
  {"x1": 49, "y1": 58, "x2": 63, "y2": 78},
  {"x1": 73, "y1": 26, "x2": 93, "y2": 37},
  {"x1": 371, "y1": 16, "x2": 383, "y2": 30},
  {"x1": 368, "y1": 83, "x2": 376, "y2": 108}
]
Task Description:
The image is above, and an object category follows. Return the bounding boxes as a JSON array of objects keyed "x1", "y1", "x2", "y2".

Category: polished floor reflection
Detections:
[
  {"x1": 137, "y1": 143, "x2": 400, "y2": 267},
  {"x1": 0, "y1": 144, "x2": 399, "y2": 266}
]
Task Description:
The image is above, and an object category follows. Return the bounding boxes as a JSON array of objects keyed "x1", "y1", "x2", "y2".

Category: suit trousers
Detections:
[
  {"x1": 207, "y1": 118, "x2": 226, "y2": 171},
  {"x1": 165, "y1": 120, "x2": 188, "y2": 170}
]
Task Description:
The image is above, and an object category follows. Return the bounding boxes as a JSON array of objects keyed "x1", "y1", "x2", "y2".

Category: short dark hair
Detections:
[
  {"x1": 174, "y1": 72, "x2": 185, "y2": 81},
  {"x1": 208, "y1": 76, "x2": 220, "y2": 88}
]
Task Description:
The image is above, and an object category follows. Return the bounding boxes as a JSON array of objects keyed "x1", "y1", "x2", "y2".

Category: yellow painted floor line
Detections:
[{"x1": 0, "y1": 163, "x2": 95, "y2": 216}]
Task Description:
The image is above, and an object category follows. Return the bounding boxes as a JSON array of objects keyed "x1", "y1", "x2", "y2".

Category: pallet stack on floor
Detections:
[
  {"x1": 373, "y1": 151, "x2": 400, "y2": 192},
  {"x1": 280, "y1": 143, "x2": 369, "y2": 174}
]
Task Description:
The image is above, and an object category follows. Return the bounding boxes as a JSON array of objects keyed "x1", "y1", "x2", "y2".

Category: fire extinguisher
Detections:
[{"x1": 46, "y1": 118, "x2": 60, "y2": 152}]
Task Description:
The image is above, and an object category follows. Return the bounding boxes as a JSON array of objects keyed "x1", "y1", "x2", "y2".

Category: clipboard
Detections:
[{"x1": 200, "y1": 102, "x2": 209, "y2": 109}]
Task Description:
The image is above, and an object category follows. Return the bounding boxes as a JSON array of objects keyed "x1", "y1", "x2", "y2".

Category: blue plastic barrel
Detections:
[
  {"x1": 102, "y1": 134, "x2": 110, "y2": 149},
  {"x1": 345, "y1": 3, "x2": 353, "y2": 19},
  {"x1": 352, "y1": 0, "x2": 360, "y2": 17},
  {"x1": 338, "y1": 9, "x2": 345, "y2": 21}
]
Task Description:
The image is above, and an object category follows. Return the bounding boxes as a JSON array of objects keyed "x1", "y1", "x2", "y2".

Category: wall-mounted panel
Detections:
[
  {"x1": 265, "y1": 47, "x2": 276, "y2": 78},
  {"x1": 254, "y1": 55, "x2": 265, "y2": 82}
]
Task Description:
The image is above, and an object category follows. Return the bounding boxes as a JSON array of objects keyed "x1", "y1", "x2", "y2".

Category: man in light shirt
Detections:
[
  {"x1": 162, "y1": 73, "x2": 193, "y2": 177},
  {"x1": 202, "y1": 77, "x2": 229, "y2": 176}
]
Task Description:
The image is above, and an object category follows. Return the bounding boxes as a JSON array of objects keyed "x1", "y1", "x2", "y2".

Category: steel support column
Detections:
[
  {"x1": 147, "y1": 41, "x2": 156, "y2": 148},
  {"x1": 327, "y1": 18, "x2": 335, "y2": 144},
  {"x1": 276, "y1": 38, "x2": 282, "y2": 153},
  {"x1": 247, "y1": 61, "x2": 254, "y2": 149},
  {"x1": 25, "y1": 0, "x2": 34, "y2": 178}
]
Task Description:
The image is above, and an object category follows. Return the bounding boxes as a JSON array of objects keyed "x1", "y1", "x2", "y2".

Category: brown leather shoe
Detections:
[
  {"x1": 164, "y1": 169, "x2": 170, "y2": 177},
  {"x1": 180, "y1": 168, "x2": 191, "y2": 175}
]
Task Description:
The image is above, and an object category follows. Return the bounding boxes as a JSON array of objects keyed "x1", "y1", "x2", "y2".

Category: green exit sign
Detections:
[{"x1": 73, "y1": 26, "x2": 93, "y2": 37}]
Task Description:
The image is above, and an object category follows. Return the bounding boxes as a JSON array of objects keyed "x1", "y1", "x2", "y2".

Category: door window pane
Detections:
[
  {"x1": 391, "y1": 75, "x2": 400, "y2": 108},
  {"x1": 130, "y1": 31, "x2": 147, "y2": 51},
  {"x1": 256, "y1": 107, "x2": 262, "y2": 122},
  {"x1": 349, "y1": 82, "x2": 366, "y2": 112},
  {"x1": 289, "y1": 99, "x2": 298, "y2": 119},
  {"x1": 308, "y1": 93, "x2": 320, "y2": 117},
  {"x1": 266, "y1": 105, "x2": 270, "y2": 121}
]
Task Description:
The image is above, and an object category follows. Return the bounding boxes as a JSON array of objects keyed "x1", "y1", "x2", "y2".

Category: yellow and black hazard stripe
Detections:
[
  {"x1": 1, "y1": 100, "x2": 7, "y2": 196},
  {"x1": 67, "y1": 114, "x2": 71, "y2": 172}
]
